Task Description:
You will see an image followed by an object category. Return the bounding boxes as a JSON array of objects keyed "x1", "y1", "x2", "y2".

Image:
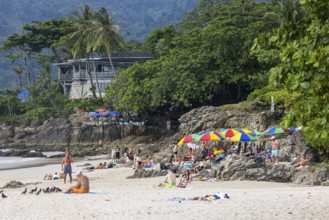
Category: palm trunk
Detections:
[
  {"x1": 107, "y1": 53, "x2": 116, "y2": 78},
  {"x1": 22, "y1": 50, "x2": 34, "y2": 105},
  {"x1": 28, "y1": 53, "x2": 36, "y2": 84},
  {"x1": 91, "y1": 52, "x2": 102, "y2": 97},
  {"x1": 86, "y1": 54, "x2": 97, "y2": 98}
]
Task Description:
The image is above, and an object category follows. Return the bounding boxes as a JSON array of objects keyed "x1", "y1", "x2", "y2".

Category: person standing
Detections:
[
  {"x1": 270, "y1": 136, "x2": 281, "y2": 164},
  {"x1": 115, "y1": 146, "x2": 120, "y2": 163},
  {"x1": 62, "y1": 151, "x2": 73, "y2": 184},
  {"x1": 172, "y1": 143, "x2": 178, "y2": 162}
]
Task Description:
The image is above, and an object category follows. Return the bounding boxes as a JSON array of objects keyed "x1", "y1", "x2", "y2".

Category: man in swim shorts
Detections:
[
  {"x1": 62, "y1": 152, "x2": 73, "y2": 184},
  {"x1": 270, "y1": 136, "x2": 281, "y2": 164},
  {"x1": 157, "y1": 168, "x2": 176, "y2": 188},
  {"x1": 65, "y1": 171, "x2": 89, "y2": 194}
]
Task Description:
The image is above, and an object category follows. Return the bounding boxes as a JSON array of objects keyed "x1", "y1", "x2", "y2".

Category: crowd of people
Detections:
[{"x1": 42, "y1": 134, "x2": 309, "y2": 194}]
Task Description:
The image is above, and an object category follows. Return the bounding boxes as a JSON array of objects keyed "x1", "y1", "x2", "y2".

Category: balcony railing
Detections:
[{"x1": 60, "y1": 71, "x2": 115, "y2": 81}]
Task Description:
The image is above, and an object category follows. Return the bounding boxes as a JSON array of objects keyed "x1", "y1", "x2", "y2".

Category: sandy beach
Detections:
[{"x1": 1, "y1": 159, "x2": 329, "y2": 220}]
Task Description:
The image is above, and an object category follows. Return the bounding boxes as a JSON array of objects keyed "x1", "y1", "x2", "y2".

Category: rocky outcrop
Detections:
[
  {"x1": 178, "y1": 106, "x2": 269, "y2": 135},
  {"x1": 0, "y1": 115, "x2": 173, "y2": 156},
  {"x1": 211, "y1": 154, "x2": 329, "y2": 185},
  {"x1": 127, "y1": 169, "x2": 168, "y2": 179}
]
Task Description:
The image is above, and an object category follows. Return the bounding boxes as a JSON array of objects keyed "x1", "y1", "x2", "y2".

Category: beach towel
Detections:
[{"x1": 88, "y1": 192, "x2": 107, "y2": 194}]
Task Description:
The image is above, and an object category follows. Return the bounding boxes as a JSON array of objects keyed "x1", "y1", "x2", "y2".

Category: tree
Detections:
[
  {"x1": 69, "y1": 5, "x2": 98, "y2": 98},
  {"x1": 265, "y1": 0, "x2": 303, "y2": 25},
  {"x1": 252, "y1": 0, "x2": 329, "y2": 153},
  {"x1": 12, "y1": 66, "x2": 25, "y2": 95},
  {"x1": 106, "y1": 0, "x2": 277, "y2": 111},
  {"x1": 93, "y1": 7, "x2": 125, "y2": 77}
]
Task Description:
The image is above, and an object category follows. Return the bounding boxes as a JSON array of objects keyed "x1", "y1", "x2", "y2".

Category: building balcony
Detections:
[{"x1": 60, "y1": 71, "x2": 115, "y2": 81}]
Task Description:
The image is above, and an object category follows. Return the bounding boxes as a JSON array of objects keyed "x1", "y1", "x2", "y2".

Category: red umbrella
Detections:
[{"x1": 221, "y1": 129, "x2": 241, "y2": 138}]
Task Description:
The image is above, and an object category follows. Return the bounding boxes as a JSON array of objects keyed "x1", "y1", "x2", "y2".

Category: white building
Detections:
[{"x1": 55, "y1": 52, "x2": 154, "y2": 99}]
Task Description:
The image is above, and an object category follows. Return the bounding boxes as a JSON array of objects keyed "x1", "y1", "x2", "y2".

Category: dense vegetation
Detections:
[
  {"x1": 0, "y1": 0, "x2": 198, "y2": 88},
  {"x1": 0, "y1": 0, "x2": 328, "y2": 154}
]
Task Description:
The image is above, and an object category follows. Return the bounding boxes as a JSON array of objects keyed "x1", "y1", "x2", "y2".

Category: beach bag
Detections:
[
  {"x1": 183, "y1": 162, "x2": 192, "y2": 169},
  {"x1": 60, "y1": 172, "x2": 65, "y2": 179}
]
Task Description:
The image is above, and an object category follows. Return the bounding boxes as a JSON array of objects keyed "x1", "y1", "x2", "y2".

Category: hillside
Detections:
[{"x1": 0, "y1": 0, "x2": 198, "y2": 88}]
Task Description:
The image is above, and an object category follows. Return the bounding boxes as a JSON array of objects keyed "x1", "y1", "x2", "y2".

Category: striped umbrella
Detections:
[
  {"x1": 251, "y1": 130, "x2": 263, "y2": 137},
  {"x1": 230, "y1": 133, "x2": 257, "y2": 142},
  {"x1": 238, "y1": 129, "x2": 253, "y2": 135},
  {"x1": 221, "y1": 129, "x2": 241, "y2": 138},
  {"x1": 266, "y1": 126, "x2": 289, "y2": 135},
  {"x1": 178, "y1": 134, "x2": 200, "y2": 145},
  {"x1": 199, "y1": 132, "x2": 224, "y2": 142}
]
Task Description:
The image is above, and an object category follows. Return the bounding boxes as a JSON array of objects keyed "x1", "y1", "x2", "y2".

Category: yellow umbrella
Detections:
[{"x1": 238, "y1": 129, "x2": 253, "y2": 135}]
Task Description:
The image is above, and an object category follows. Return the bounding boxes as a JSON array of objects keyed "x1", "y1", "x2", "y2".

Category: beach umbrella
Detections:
[
  {"x1": 199, "y1": 132, "x2": 224, "y2": 142},
  {"x1": 230, "y1": 133, "x2": 257, "y2": 142},
  {"x1": 289, "y1": 127, "x2": 296, "y2": 133},
  {"x1": 266, "y1": 126, "x2": 289, "y2": 135},
  {"x1": 106, "y1": 111, "x2": 122, "y2": 116},
  {"x1": 238, "y1": 129, "x2": 253, "y2": 135},
  {"x1": 89, "y1": 112, "x2": 105, "y2": 117},
  {"x1": 221, "y1": 129, "x2": 241, "y2": 138},
  {"x1": 251, "y1": 130, "x2": 263, "y2": 137},
  {"x1": 178, "y1": 134, "x2": 200, "y2": 145}
]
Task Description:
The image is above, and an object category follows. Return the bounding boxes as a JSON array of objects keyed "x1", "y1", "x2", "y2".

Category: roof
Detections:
[{"x1": 54, "y1": 52, "x2": 154, "y2": 66}]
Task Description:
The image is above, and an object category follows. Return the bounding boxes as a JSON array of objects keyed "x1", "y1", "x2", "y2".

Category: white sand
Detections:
[{"x1": 1, "y1": 160, "x2": 329, "y2": 220}]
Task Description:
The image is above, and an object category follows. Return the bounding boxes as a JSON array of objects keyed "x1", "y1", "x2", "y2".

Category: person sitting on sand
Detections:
[
  {"x1": 143, "y1": 155, "x2": 154, "y2": 168},
  {"x1": 184, "y1": 147, "x2": 195, "y2": 162},
  {"x1": 65, "y1": 171, "x2": 89, "y2": 194},
  {"x1": 52, "y1": 172, "x2": 59, "y2": 179},
  {"x1": 157, "y1": 168, "x2": 177, "y2": 188},
  {"x1": 177, "y1": 170, "x2": 191, "y2": 188},
  {"x1": 190, "y1": 162, "x2": 204, "y2": 174},
  {"x1": 293, "y1": 155, "x2": 309, "y2": 169},
  {"x1": 43, "y1": 173, "x2": 53, "y2": 180}
]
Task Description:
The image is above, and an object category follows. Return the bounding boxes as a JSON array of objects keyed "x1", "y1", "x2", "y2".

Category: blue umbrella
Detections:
[
  {"x1": 106, "y1": 111, "x2": 122, "y2": 116},
  {"x1": 90, "y1": 112, "x2": 105, "y2": 117}
]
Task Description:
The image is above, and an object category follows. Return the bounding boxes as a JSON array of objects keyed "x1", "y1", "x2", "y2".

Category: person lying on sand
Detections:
[
  {"x1": 43, "y1": 172, "x2": 59, "y2": 180},
  {"x1": 83, "y1": 162, "x2": 106, "y2": 170},
  {"x1": 293, "y1": 155, "x2": 309, "y2": 169},
  {"x1": 65, "y1": 171, "x2": 89, "y2": 193},
  {"x1": 157, "y1": 168, "x2": 176, "y2": 188}
]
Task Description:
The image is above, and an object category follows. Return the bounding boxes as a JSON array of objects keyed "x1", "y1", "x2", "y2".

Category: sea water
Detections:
[{"x1": 0, "y1": 151, "x2": 64, "y2": 170}]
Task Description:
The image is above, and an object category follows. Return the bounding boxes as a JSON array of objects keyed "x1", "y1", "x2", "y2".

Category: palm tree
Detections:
[
  {"x1": 93, "y1": 7, "x2": 125, "y2": 78},
  {"x1": 70, "y1": 5, "x2": 98, "y2": 98},
  {"x1": 266, "y1": 0, "x2": 303, "y2": 25},
  {"x1": 12, "y1": 66, "x2": 25, "y2": 100}
]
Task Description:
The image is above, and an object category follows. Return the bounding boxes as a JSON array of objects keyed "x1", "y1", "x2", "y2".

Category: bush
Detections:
[
  {"x1": 66, "y1": 98, "x2": 105, "y2": 112},
  {"x1": 248, "y1": 89, "x2": 301, "y2": 108},
  {"x1": 24, "y1": 107, "x2": 55, "y2": 126}
]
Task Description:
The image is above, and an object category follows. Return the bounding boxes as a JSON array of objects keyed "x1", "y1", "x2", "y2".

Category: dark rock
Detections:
[
  {"x1": 3, "y1": 181, "x2": 24, "y2": 189},
  {"x1": 210, "y1": 169, "x2": 217, "y2": 178},
  {"x1": 321, "y1": 181, "x2": 329, "y2": 186}
]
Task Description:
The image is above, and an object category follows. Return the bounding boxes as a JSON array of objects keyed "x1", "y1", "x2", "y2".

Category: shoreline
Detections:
[{"x1": 0, "y1": 154, "x2": 110, "y2": 171}]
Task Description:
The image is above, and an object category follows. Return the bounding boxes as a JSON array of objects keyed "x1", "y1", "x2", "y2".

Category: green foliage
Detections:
[
  {"x1": 218, "y1": 101, "x2": 254, "y2": 113},
  {"x1": 66, "y1": 98, "x2": 105, "y2": 112},
  {"x1": 24, "y1": 107, "x2": 55, "y2": 125},
  {"x1": 105, "y1": 0, "x2": 277, "y2": 112},
  {"x1": 248, "y1": 88, "x2": 301, "y2": 108},
  {"x1": 252, "y1": 0, "x2": 329, "y2": 153}
]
